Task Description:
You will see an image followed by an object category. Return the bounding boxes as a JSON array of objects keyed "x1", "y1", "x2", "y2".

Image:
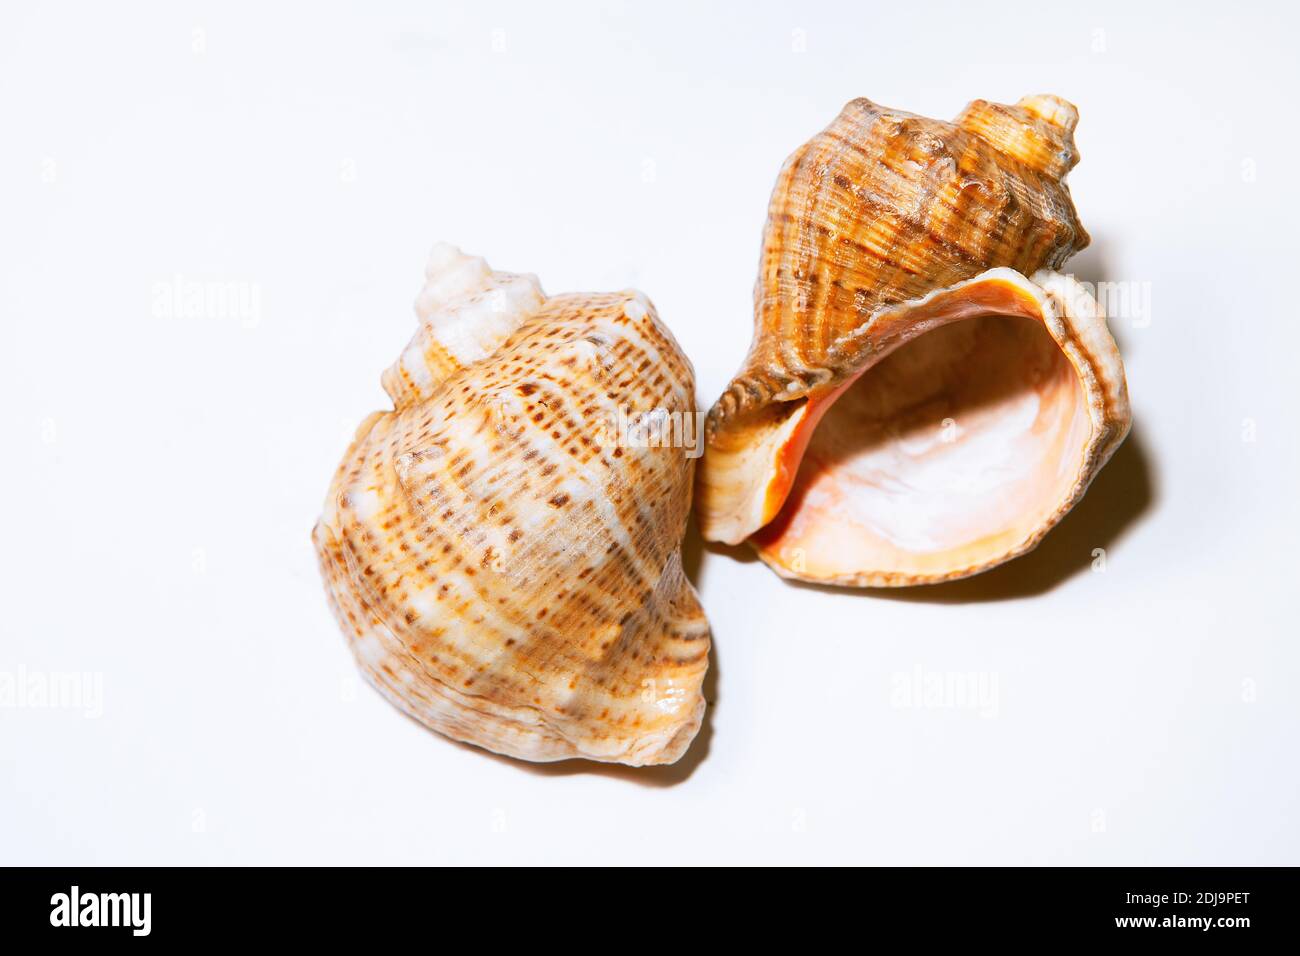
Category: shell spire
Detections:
[
  {"x1": 955, "y1": 94, "x2": 1081, "y2": 179},
  {"x1": 380, "y1": 243, "x2": 546, "y2": 410}
]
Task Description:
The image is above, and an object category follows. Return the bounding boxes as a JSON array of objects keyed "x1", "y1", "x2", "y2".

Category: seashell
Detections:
[
  {"x1": 313, "y1": 245, "x2": 710, "y2": 765},
  {"x1": 698, "y1": 95, "x2": 1131, "y2": 585}
]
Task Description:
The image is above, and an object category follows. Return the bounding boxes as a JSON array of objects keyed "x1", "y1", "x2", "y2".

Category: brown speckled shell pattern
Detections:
[
  {"x1": 707, "y1": 95, "x2": 1090, "y2": 439},
  {"x1": 313, "y1": 264, "x2": 710, "y2": 766}
]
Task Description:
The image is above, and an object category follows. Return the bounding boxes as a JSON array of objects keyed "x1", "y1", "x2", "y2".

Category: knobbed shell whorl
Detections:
[{"x1": 314, "y1": 246, "x2": 710, "y2": 765}]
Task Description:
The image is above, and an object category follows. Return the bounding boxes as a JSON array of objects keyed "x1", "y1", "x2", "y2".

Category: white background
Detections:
[{"x1": 3, "y1": 0, "x2": 1297, "y2": 865}]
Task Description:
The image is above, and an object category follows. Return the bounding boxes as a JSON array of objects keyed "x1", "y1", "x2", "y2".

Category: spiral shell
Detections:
[
  {"x1": 313, "y1": 246, "x2": 710, "y2": 765},
  {"x1": 698, "y1": 95, "x2": 1131, "y2": 585}
]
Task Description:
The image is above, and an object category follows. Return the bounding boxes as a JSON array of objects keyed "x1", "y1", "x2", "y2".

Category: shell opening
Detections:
[{"x1": 747, "y1": 271, "x2": 1125, "y2": 585}]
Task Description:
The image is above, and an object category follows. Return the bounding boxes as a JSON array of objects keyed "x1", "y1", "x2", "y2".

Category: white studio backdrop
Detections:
[{"x1": 1, "y1": 0, "x2": 1297, "y2": 864}]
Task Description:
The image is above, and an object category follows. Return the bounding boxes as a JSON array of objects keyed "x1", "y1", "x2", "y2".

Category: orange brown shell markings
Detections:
[
  {"x1": 313, "y1": 245, "x2": 710, "y2": 765},
  {"x1": 697, "y1": 95, "x2": 1131, "y2": 585}
]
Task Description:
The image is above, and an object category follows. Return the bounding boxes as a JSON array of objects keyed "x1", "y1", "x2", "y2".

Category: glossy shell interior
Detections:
[{"x1": 746, "y1": 270, "x2": 1128, "y2": 584}]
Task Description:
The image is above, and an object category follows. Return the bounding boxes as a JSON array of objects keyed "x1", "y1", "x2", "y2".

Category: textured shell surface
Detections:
[
  {"x1": 313, "y1": 245, "x2": 710, "y2": 766},
  {"x1": 697, "y1": 95, "x2": 1131, "y2": 585}
]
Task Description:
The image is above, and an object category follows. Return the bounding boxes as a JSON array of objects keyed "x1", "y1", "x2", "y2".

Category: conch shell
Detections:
[
  {"x1": 698, "y1": 95, "x2": 1131, "y2": 585},
  {"x1": 313, "y1": 245, "x2": 710, "y2": 765}
]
